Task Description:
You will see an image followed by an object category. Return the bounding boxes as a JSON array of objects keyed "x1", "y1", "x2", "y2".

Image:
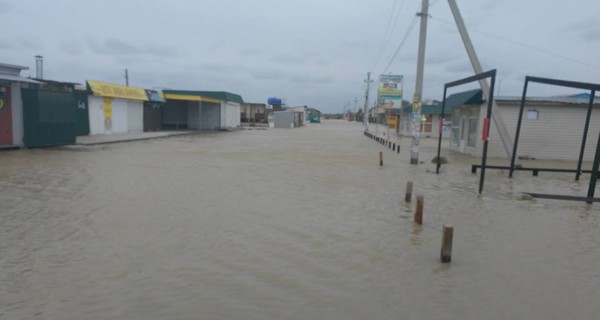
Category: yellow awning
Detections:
[
  {"x1": 87, "y1": 80, "x2": 149, "y2": 101},
  {"x1": 163, "y1": 93, "x2": 222, "y2": 104}
]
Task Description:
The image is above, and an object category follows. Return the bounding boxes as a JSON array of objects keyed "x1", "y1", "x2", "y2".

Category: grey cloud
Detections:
[
  {"x1": 0, "y1": 37, "x2": 42, "y2": 51},
  {"x1": 250, "y1": 69, "x2": 285, "y2": 81},
  {"x1": 59, "y1": 39, "x2": 85, "y2": 55},
  {"x1": 90, "y1": 38, "x2": 142, "y2": 55},
  {"x1": 444, "y1": 61, "x2": 473, "y2": 73},
  {"x1": 0, "y1": 1, "x2": 11, "y2": 14},
  {"x1": 0, "y1": 39, "x2": 11, "y2": 50},
  {"x1": 240, "y1": 47, "x2": 265, "y2": 58},
  {"x1": 565, "y1": 17, "x2": 600, "y2": 42},
  {"x1": 315, "y1": 59, "x2": 330, "y2": 67},
  {"x1": 271, "y1": 54, "x2": 309, "y2": 65},
  {"x1": 88, "y1": 38, "x2": 178, "y2": 58},
  {"x1": 270, "y1": 53, "x2": 332, "y2": 68},
  {"x1": 146, "y1": 46, "x2": 178, "y2": 58},
  {"x1": 289, "y1": 74, "x2": 332, "y2": 84},
  {"x1": 477, "y1": 1, "x2": 502, "y2": 12},
  {"x1": 426, "y1": 52, "x2": 459, "y2": 65},
  {"x1": 199, "y1": 64, "x2": 237, "y2": 74}
]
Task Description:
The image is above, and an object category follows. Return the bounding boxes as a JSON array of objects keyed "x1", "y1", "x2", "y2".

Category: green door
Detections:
[{"x1": 74, "y1": 91, "x2": 89, "y2": 136}]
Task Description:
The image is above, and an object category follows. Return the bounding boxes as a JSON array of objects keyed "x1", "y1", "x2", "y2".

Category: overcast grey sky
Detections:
[{"x1": 2, "y1": 0, "x2": 599, "y2": 113}]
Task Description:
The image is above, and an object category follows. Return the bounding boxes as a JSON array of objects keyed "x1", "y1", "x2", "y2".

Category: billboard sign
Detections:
[{"x1": 378, "y1": 74, "x2": 403, "y2": 109}]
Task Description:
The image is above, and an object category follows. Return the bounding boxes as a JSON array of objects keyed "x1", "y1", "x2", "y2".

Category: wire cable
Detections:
[
  {"x1": 381, "y1": 16, "x2": 419, "y2": 74},
  {"x1": 430, "y1": 16, "x2": 600, "y2": 71},
  {"x1": 370, "y1": 0, "x2": 407, "y2": 72}
]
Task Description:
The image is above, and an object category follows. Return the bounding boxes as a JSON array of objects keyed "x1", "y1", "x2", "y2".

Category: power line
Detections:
[
  {"x1": 382, "y1": 0, "x2": 407, "y2": 51},
  {"x1": 381, "y1": 16, "x2": 419, "y2": 74},
  {"x1": 430, "y1": 16, "x2": 600, "y2": 71},
  {"x1": 370, "y1": 0, "x2": 406, "y2": 72}
]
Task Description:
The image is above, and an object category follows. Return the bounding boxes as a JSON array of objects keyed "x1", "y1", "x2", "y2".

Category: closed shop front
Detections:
[
  {"x1": 87, "y1": 80, "x2": 148, "y2": 135},
  {"x1": 143, "y1": 89, "x2": 165, "y2": 132},
  {"x1": 21, "y1": 88, "x2": 77, "y2": 148}
]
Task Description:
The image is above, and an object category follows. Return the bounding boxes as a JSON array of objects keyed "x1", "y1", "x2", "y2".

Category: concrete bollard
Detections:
[
  {"x1": 440, "y1": 225, "x2": 454, "y2": 263},
  {"x1": 379, "y1": 151, "x2": 383, "y2": 166},
  {"x1": 405, "y1": 181, "x2": 413, "y2": 202},
  {"x1": 414, "y1": 195, "x2": 424, "y2": 225}
]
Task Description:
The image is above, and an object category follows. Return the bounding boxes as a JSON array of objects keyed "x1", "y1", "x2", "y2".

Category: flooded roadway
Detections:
[{"x1": 1, "y1": 120, "x2": 599, "y2": 319}]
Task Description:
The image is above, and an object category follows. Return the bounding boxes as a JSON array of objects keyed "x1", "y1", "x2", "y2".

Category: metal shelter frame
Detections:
[
  {"x1": 436, "y1": 70, "x2": 497, "y2": 195},
  {"x1": 508, "y1": 76, "x2": 600, "y2": 204}
]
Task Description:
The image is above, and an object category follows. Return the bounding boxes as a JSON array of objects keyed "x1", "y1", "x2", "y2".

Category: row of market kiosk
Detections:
[{"x1": 0, "y1": 62, "x2": 243, "y2": 149}]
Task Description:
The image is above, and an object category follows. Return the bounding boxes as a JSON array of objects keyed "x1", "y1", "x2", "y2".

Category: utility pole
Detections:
[
  {"x1": 363, "y1": 72, "x2": 373, "y2": 130},
  {"x1": 447, "y1": 0, "x2": 517, "y2": 162},
  {"x1": 353, "y1": 96, "x2": 358, "y2": 122},
  {"x1": 411, "y1": 0, "x2": 429, "y2": 165}
]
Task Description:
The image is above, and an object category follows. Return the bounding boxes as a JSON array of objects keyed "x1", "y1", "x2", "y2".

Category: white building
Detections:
[
  {"x1": 86, "y1": 80, "x2": 147, "y2": 135},
  {"x1": 273, "y1": 107, "x2": 305, "y2": 129},
  {"x1": 449, "y1": 91, "x2": 600, "y2": 161}
]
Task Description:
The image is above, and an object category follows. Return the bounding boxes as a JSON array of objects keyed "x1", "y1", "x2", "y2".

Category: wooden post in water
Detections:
[
  {"x1": 414, "y1": 195, "x2": 424, "y2": 224},
  {"x1": 379, "y1": 151, "x2": 383, "y2": 166},
  {"x1": 441, "y1": 225, "x2": 454, "y2": 263},
  {"x1": 405, "y1": 181, "x2": 413, "y2": 202}
]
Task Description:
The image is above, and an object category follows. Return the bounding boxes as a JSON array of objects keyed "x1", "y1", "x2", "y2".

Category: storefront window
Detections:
[
  {"x1": 467, "y1": 108, "x2": 478, "y2": 148},
  {"x1": 451, "y1": 109, "x2": 460, "y2": 146}
]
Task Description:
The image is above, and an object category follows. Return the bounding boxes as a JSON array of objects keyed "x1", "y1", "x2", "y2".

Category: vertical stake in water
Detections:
[
  {"x1": 441, "y1": 225, "x2": 454, "y2": 263},
  {"x1": 414, "y1": 195, "x2": 424, "y2": 224},
  {"x1": 411, "y1": 0, "x2": 429, "y2": 165},
  {"x1": 405, "y1": 181, "x2": 413, "y2": 202}
]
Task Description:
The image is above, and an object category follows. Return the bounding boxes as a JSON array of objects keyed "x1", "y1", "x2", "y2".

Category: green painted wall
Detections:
[
  {"x1": 74, "y1": 90, "x2": 90, "y2": 136},
  {"x1": 22, "y1": 88, "x2": 77, "y2": 148}
]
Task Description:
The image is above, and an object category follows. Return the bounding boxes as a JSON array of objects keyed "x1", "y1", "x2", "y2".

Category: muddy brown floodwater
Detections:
[{"x1": 1, "y1": 120, "x2": 599, "y2": 319}]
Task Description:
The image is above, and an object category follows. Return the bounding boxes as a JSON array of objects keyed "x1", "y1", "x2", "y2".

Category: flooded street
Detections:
[{"x1": 1, "y1": 120, "x2": 599, "y2": 319}]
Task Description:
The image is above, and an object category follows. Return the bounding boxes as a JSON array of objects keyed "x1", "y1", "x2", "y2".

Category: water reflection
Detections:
[{"x1": 1, "y1": 121, "x2": 599, "y2": 320}]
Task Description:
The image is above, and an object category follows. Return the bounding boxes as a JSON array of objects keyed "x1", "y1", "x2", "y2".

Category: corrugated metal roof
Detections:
[
  {"x1": 163, "y1": 90, "x2": 244, "y2": 104},
  {"x1": 0, "y1": 63, "x2": 28, "y2": 76},
  {"x1": 401, "y1": 90, "x2": 483, "y2": 114},
  {"x1": 0, "y1": 74, "x2": 43, "y2": 84},
  {"x1": 445, "y1": 89, "x2": 484, "y2": 109},
  {"x1": 195, "y1": 91, "x2": 244, "y2": 104},
  {"x1": 162, "y1": 91, "x2": 222, "y2": 103},
  {"x1": 496, "y1": 96, "x2": 600, "y2": 105}
]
